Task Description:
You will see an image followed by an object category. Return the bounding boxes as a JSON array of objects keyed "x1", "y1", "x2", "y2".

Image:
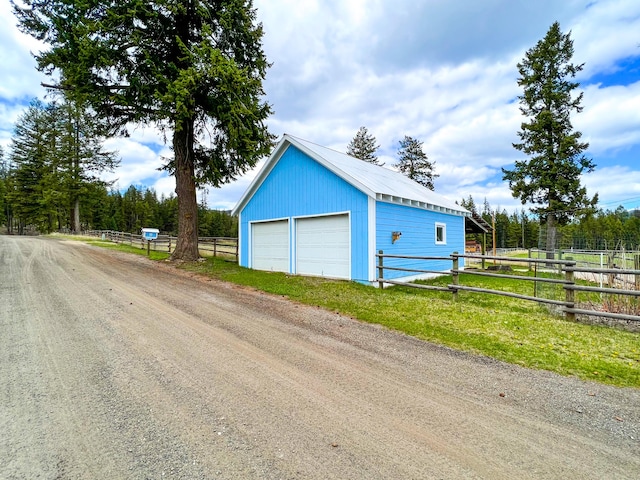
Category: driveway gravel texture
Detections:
[{"x1": 1, "y1": 235, "x2": 639, "y2": 479}]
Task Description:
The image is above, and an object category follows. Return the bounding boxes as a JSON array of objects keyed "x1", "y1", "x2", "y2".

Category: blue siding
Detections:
[
  {"x1": 239, "y1": 146, "x2": 370, "y2": 282},
  {"x1": 376, "y1": 202, "x2": 465, "y2": 281}
]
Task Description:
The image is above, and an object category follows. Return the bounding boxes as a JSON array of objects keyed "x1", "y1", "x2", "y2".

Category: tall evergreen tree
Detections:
[
  {"x1": 13, "y1": 0, "x2": 275, "y2": 260},
  {"x1": 7, "y1": 100, "x2": 61, "y2": 233},
  {"x1": 0, "y1": 146, "x2": 7, "y2": 228},
  {"x1": 55, "y1": 99, "x2": 119, "y2": 233},
  {"x1": 347, "y1": 126, "x2": 382, "y2": 165},
  {"x1": 502, "y1": 22, "x2": 597, "y2": 254},
  {"x1": 397, "y1": 135, "x2": 438, "y2": 190}
]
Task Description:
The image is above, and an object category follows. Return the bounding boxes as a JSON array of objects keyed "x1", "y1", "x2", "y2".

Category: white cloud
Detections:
[
  {"x1": 3, "y1": 0, "x2": 640, "y2": 218},
  {"x1": 152, "y1": 175, "x2": 176, "y2": 199},
  {"x1": 571, "y1": 0, "x2": 640, "y2": 78},
  {"x1": 578, "y1": 82, "x2": 640, "y2": 154},
  {"x1": 0, "y1": 2, "x2": 47, "y2": 101},
  {"x1": 103, "y1": 137, "x2": 169, "y2": 188},
  {"x1": 583, "y1": 166, "x2": 640, "y2": 209}
]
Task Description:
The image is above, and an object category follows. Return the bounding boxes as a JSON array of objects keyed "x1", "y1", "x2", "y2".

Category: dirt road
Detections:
[{"x1": 1, "y1": 235, "x2": 639, "y2": 479}]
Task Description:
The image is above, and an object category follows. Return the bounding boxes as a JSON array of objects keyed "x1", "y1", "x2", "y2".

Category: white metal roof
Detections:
[{"x1": 232, "y1": 134, "x2": 469, "y2": 217}]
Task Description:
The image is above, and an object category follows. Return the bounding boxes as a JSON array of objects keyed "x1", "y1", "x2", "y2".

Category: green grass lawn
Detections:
[{"x1": 63, "y1": 235, "x2": 640, "y2": 388}]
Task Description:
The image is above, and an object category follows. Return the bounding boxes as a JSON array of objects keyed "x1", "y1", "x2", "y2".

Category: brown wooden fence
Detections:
[
  {"x1": 83, "y1": 230, "x2": 238, "y2": 261},
  {"x1": 376, "y1": 251, "x2": 640, "y2": 324}
]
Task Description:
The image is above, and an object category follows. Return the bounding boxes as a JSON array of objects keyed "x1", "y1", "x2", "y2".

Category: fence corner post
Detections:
[
  {"x1": 452, "y1": 251, "x2": 459, "y2": 302},
  {"x1": 378, "y1": 250, "x2": 384, "y2": 289},
  {"x1": 564, "y1": 261, "x2": 576, "y2": 322}
]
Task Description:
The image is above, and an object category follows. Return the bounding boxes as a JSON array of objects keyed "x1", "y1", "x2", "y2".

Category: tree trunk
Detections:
[
  {"x1": 170, "y1": 119, "x2": 199, "y2": 261},
  {"x1": 71, "y1": 197, "x2": 80, "y2": 233},
  {"x1": 545, "y1": 213, "x2": 557, "y2": 260}
]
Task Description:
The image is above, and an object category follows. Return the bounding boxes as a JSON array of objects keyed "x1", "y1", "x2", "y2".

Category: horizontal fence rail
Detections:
[
  {"x1": 82, "y1": 230, "x2": 238, "y2": 261},
  {"x1": 376, "y1": 250, "x2": 640, "y2": 325}
]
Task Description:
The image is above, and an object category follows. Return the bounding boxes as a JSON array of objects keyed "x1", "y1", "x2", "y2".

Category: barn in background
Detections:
[{"x1": 231, "y1": 135, "x2": 469, "y2": 284}]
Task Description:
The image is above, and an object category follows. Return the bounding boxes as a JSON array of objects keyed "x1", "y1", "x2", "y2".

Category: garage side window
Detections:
[{"x1": 435, "y1": 222, "x2": 446, "y2": 245}]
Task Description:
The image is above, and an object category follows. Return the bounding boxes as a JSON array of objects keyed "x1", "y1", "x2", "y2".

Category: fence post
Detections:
[
  {"x1": 635, "y1": 254, "x2": 640, "y2": 291},
  {"x1": 564, "y1": 262, "x2": 576, "y2": 321},
  {"x1": 378, "y1": 250, "x2": 384, "y2": 289},
  {"x1": 557, "y1": 249, "x2": 563, "y2": 275},
  {"x1": 452, "y1": 252, "x2": 459, "y2": 302},
  {"x1": 213, "y1": 238, "x2": 217, "y2": 257}
]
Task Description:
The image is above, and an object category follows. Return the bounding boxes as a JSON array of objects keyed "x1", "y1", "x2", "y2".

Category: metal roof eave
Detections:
[{"x1": 376, "y1": 193, "x2": 469, "y2": 217}]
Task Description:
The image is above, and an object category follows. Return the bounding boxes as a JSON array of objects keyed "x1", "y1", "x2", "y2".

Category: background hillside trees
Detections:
[{"x1": 5, "y1": 99, "x2": 118, "y2": 233}]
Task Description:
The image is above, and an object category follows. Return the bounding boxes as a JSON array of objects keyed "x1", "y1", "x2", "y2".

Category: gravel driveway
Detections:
[{"x1": 1, "y1": 235, "x2": 639, "y2": 479}]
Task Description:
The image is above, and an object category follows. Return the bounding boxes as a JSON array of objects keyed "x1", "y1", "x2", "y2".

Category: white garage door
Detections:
[
  {"x1": 296, "y1": 214, "x2": 350, "y2": 279},
  {"x1": 252, "y1": 220, "x2": 289, "y2": 272}
]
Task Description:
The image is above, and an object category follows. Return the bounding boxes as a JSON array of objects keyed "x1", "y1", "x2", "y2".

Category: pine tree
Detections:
[
  {"x1": 502, "y1": 22, "x2": 597, "y2": 254},
  {"x1": 7, "y1": 100, "x2": 60, "y2": 233},
  {"x1": 347, "y1": 127, "x2": 382, "y2": 165},
  {"x1": 0, "y1": 146, "x2": 6, "y2": 228},
  {"x1": 14, "y1": 0, "x2": 274, "y2": 260},
  {"x1": 460, "y1": 195, "x2": 477, "y2": 214},
  {"x1": 55, "y1": 99, "x2": 119, "y2": 233},
  {"x1": 396, "y1": 136, "x2": 438, "y2": 190}
]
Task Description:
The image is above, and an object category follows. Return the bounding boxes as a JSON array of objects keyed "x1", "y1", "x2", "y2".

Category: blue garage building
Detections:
[{"x1": 232, "y1": 134, "x2": 469, "y2": 284}]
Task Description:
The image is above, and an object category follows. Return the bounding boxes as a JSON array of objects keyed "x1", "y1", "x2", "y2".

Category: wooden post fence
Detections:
[
  {"x1": 451, "y1": 252, "x2": 459, "y2": 301},
  {"x1": 564, "y1": 261, "x2": 576, "y2": 322}
]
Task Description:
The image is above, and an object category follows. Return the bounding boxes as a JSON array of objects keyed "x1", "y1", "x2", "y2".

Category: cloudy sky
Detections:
[{"x1": 1, "y1": 0, "x2": 639, "y2": 213}]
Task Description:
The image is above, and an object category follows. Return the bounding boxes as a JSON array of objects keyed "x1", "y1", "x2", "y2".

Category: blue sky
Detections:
[{"x1": 1, "y1": 0, "x2": 639, "y2": 213}]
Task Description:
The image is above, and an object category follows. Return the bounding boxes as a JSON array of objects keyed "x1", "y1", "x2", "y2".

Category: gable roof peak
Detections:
[{"x1": 232, "y1": 134, "x2": 469, "y2": 217}]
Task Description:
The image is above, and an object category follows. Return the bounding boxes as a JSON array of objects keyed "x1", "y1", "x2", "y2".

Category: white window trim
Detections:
[{"x1": 435, "y1": 222, "x2": 447, "y2": 245}]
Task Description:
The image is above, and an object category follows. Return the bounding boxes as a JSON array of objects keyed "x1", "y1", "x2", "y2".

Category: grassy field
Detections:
[{"x1": 65, "y1": 236, "x2": 640, "y2": 388}]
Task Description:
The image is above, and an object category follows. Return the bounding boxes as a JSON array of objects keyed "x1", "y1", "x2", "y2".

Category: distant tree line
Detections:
[
  {"x1": 82, "y1": 185, "x2": 237, "y2": 237},
  {"x1": 1, "y1": 176, "x2": 237, "y2": 238},
  {"x1": 0, "y1": 99, "x2": 236, "y2": 237},
  {"x1": 462, "y1": 196, "x2": 640, "y2": 251}
]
